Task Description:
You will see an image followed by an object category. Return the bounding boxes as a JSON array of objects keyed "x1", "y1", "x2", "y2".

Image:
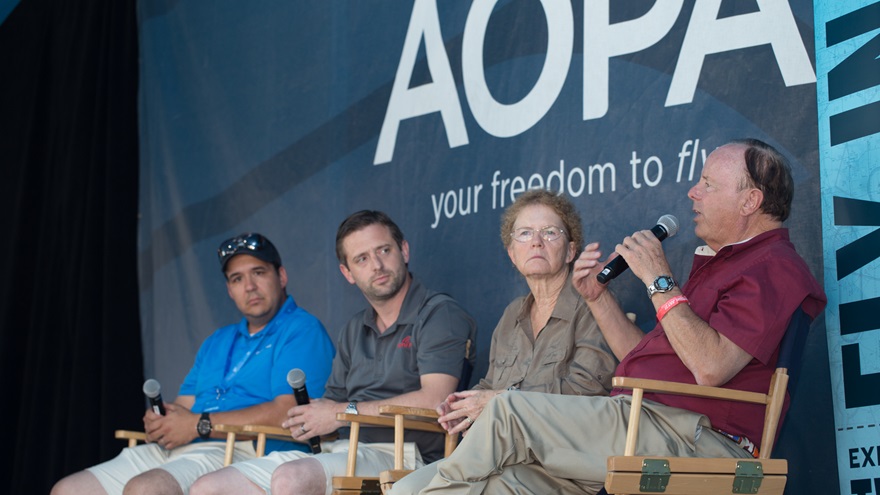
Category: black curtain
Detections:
[{"x1": 0, "y1": 1, "x2": 144, "y2": 493}]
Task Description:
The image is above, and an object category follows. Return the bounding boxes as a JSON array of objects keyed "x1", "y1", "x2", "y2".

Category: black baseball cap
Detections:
[{"x1": 217, "y1": 233, "x2": 282, "y2": 272}]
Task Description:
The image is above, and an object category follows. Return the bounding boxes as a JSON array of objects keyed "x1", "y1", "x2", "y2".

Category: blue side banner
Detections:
[{"x1": 815, "y1": 1, "x2": 880, "y2": 494}]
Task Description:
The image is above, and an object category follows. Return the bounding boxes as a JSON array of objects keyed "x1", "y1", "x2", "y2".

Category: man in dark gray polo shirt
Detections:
[{"x1": 190, "y1": 210, "x2": 476, "y2": 495}]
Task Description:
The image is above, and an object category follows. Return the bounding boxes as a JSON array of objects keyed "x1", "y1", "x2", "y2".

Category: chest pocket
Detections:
[
  {"x1": 538, "y1": 347, "x2": 568, "y2": 380},
  {"x1": 493, "y1": 351, "x2": 520, "y2": 384},
  {"x1": 539, "y1": 347, "x2": 566, "y2": 366}
]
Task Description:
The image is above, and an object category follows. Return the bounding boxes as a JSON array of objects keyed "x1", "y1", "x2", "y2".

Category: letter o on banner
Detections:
[{"x1": 462, "y1": 0, "x2": 573, "y2": 138}]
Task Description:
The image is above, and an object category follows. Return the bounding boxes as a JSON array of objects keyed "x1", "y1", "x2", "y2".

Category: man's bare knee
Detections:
[
  {"x1": 51, "y1": 471, "x2": 108, "y2": 495},
  {"x1": 190, "y1": 474, "x2": 220, "y2": 495},
  {"x1": 271, "y1": 457, "x2": 326, "y2": 495},
  {"x1": 191, "y1": 467, "x2": 264, "y2": 495},
  {"x1": 123, "y1": 469, "x2": 183, "y2": 495}
]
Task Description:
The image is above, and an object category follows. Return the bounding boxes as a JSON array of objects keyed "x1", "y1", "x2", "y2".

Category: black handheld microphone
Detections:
[
  {"x1": 596, "y1": 214, "x2": 680, "y2": 284},
  {"x1": 287, "y1": 368, "x2": 322, "y2": 454},
  {"x1": 143, "y1": 379, "x2": 166, "y2": 416}
]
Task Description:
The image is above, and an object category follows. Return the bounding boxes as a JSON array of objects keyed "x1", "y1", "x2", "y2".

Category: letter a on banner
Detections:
[
  {"x1": 667, "y1": 0, "x2": 815, "y2": 106},
  {"x1": 374, "y1": 0, "x2": 468, "y2": 165}
]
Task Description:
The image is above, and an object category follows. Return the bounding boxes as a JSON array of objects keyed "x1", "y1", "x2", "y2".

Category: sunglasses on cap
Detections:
[{"x1": 217, "y1": 233, "x2": 276, "y2": 269}]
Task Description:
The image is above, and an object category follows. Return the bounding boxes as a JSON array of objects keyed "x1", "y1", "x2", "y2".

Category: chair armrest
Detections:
[
  {"x1": 612, "y1": 376, "x2": 768, "y2": 405},
  {"x1": 379, "y1": 405, "x2": 440, "y2": 422},
  {"x1": 213, "y1": 424, "x2": 315, "y2": 443},
  {"x1": 238, "y1": 424, "x2": 339, "y2": 446},
  {"x1": 213, "y1": 424, "x2": 250, "y2": 436},
  {"x1": 241, "y1": 424, "x2": 295, "y2": 440},
  {"x1": 215, "y1": 423, "x2": 337, "y2": 459},
  {"x1": 114, "y1": 430, "x2": 146, "y2": 448},
  {"x1": 244, "y1": 424, "x2": 340, "y2": 443},
  {"x1": 114, "y1": 430, "x2": 147, "y2": 441},
  {"x1": 336, "y1": 412, "x2": 444, "y2": 434}
]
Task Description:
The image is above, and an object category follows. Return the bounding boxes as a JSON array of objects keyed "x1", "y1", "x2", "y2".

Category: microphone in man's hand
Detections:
[
  {"x1": 287, "y1": 368, "x2": 322, "y2": 454},
  {"x1": 143, "y1": 379, "x2": 166, "y2": 416},
  {"x1": 596, "y1": 214, "x2": 680, "y2": 284}
]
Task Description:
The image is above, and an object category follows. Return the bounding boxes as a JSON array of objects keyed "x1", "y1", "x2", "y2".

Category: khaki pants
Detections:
[{"x1": 395, "y1": 392, "x2": 748, "y2": 495}]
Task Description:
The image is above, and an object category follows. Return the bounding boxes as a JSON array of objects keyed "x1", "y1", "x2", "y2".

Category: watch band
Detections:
[{"x1": 647, "y1": 275, "x2": 676, "y2": 297}]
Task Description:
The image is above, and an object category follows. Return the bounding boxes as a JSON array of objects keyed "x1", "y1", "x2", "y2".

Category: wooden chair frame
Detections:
[
  {"x1": 114, "y1": 429, "x2": 146, "y2": 448},
  {"x1": 331, "y1": 405, "x2": 457, "y2": 495},
  {"x1": 604, "y1": 308, "x2": 810, "y2": 495},
  {"x1": 114, "y1": 423, "x2": 317, "y2": 467}
]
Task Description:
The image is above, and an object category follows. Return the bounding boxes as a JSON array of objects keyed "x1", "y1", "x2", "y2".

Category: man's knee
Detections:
[
  {"x1": 271, "y1": 457, "x2": 326, "y2": 495},
  {"x1": 123, "y1": 469, "x2": 182, "y2": 495},
  {"x1": 191, "y1": 467, "x2": 266, "y2": 495},
  {"x1": 190, "y1": 471, "x2": 222, "y2": 495},
  {"x1": 50, "y1": 475, "x2": 74, "y2": 495},
  {"x1": 51, "y1": 471, "x2": 104, "y2": 495},
  {"x1": 481, "y1": 391, "x2": 528, "y2": 424}
]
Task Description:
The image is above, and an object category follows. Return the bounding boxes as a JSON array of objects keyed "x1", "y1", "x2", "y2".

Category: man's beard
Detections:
[{"x1": 361, "y1": 268, "x2": 406, "y2": 301}]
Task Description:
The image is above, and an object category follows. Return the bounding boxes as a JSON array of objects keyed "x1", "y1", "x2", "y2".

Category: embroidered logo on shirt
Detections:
[{"x1": 398, "y1": 336, "x2": 412, "y2": 348}]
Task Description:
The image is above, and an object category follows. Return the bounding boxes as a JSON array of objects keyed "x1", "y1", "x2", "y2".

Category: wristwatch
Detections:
[
  {"x1": 647, "y1": 275, "x2": 676, "y2": 297},
  {"x1": 196, "y1": 412, "x2": 212, "y2": 440},
  {"x1": 345, "y1": 401, "x2": 359, "y2": 415}
]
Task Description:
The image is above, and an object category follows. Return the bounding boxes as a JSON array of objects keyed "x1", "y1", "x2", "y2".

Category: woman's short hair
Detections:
[{"x1": 499, "y1": 189, "x2": 584, "y2": 259}]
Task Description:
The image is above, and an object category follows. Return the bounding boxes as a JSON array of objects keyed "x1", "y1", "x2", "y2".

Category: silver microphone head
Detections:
[
  {"x1": 143, "y1": 379, "x2": 161, "y2": 399},
  {"x1": 657, "y1": 214, "x2": 680, "y2": 238},
  {"x1": 287, "y1": 368, "x2": 306, "y2": 389}
]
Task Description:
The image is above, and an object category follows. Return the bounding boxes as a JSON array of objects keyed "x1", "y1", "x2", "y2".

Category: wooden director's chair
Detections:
[
  {"x1": 333, "y1": 339, "x2": 473, "y2": 495},
  {"x1": 602, "y1": 307, "x2": 811, "y2": 495},
  {"x1": 331, "y1": 405, "x2": 458, "y2": 495}
]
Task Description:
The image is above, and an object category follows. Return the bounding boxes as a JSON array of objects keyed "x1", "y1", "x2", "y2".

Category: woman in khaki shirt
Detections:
[{"x1": 390, "y1": 189, "x2": 618, "y2": 495}]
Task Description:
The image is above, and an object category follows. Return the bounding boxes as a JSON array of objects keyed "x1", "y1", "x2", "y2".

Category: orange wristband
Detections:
[{"x1": 656, "y1": 295, "x2": 689, "y2": 322}]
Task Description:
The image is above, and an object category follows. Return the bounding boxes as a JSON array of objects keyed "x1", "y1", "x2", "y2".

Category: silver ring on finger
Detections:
[
  {"x1": 300, "y1": 425, "x2": 307, "y2": 433},
  {"x1": 464, "y1": 417, "x2": 473, "y2": 425}
]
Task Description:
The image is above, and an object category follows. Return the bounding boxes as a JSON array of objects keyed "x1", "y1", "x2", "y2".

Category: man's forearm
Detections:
[{"x1": 650, "y1": 290, "x2": 752, "y2": 386}]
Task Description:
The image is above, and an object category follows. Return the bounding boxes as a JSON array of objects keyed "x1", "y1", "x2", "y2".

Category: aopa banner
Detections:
[{"x1": 137, "y1": 1, "x2": 831, "y2": 491}]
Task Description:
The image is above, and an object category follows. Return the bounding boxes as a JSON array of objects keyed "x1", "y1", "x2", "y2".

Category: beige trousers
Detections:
[{"x1": 393, "y1": 392, "x2": 748, "y2": 495}]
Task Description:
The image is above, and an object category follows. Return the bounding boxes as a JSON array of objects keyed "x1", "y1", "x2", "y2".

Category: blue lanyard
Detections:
[{"x1": 214, "y1": 325, "x2": 270, "y2": 400}]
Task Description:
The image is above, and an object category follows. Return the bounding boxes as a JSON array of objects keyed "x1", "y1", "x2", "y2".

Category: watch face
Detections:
[
  {"x1": 197, "y1": 417, "x2": 211, "y2": 437},
  {"x1": 657, "y1": 277, "x2": 673, "y2": 290}
]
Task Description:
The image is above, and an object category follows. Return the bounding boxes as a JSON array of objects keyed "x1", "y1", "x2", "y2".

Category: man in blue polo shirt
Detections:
[{"x1": 51, "y1": 233, "x2": 335, "y2": 495}]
